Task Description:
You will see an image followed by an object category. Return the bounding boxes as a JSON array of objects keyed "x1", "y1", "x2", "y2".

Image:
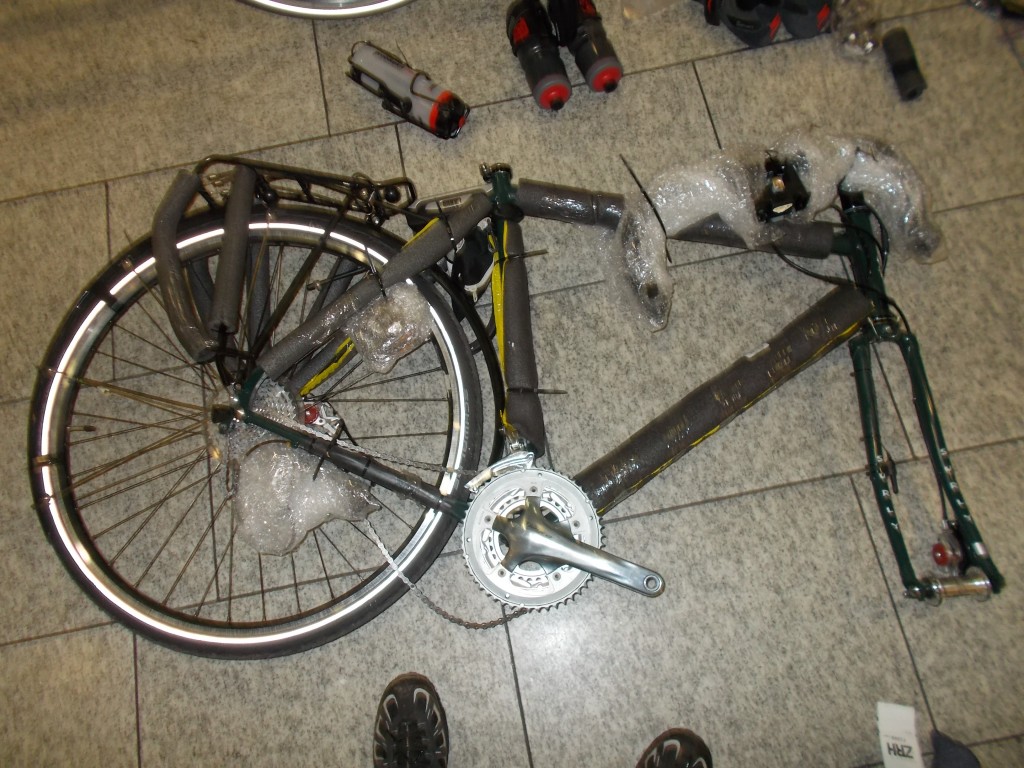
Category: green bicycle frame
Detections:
[{"x1": 154, "y1": 157, "x2": 1004, "y2": 603}]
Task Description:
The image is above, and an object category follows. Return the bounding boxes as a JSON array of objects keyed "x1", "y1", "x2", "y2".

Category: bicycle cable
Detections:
[{"x1": 363, "y1": 517, "x2": 529, "y2": 630}]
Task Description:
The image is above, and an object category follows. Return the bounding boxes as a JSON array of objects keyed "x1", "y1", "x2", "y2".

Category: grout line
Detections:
[
  {"x1": 311, "y1": 21, "x2": 332, "y2": 137},
  {"x1": 848, "y1": 476, "x2": 938, "y2": 732},
  {"x1": 104, "y1": 181, "x2": 113, "y2": 262},
  {"x1": 501, "y1": 610, "x2": 536, "y2": 768},
  {"x1": 691, "y1": 61, "x2": 723, "y2": 150},
  {"x1": 0, "y1": 620, "x2": 117, "y2": 650},
  {"x1": 133, "y1": 634, "x2": 143, "y2": 768}
]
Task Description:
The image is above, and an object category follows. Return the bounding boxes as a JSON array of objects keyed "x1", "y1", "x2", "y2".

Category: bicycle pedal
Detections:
[{"x1": 779, "y1": 0, "x2": 832, "y2": 39}]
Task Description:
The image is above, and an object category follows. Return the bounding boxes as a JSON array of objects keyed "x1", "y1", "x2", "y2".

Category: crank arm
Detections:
[{"x1": 492, "y1": 497, "x2": 665, "y2": 597}]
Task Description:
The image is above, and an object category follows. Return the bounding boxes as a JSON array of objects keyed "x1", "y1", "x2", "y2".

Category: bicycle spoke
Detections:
[
  {"x1": 92, "y1": 464, "x2": 218, "y2": 539},
  {"x1": 73, "y1": 374, "x2": 206, "y2": 416},
  {"x1": 73, "y1": 423, "x2": 205, "y2": 489},
  {"x1": 76, "y1": 448, "x2": 209, "y2": 508},
  {"x1": 108, "y1": 453, "x2": 207, "y2": 565},
  {"x1": 69, "y1": 410, "x2": 203, "y2": 447},
  {"x1": 161, "y1": 493, "x2": 232, "y2": 605}
]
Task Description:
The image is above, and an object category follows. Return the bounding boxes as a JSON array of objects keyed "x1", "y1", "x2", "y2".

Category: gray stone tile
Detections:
[
  {"x1": 855, "y1": 442, "x2": 1024, "y2": 744},
  {"x1": 510, "y1": 477, "x2": 926, "y2": 768},
  {"x1": 0, "y1": 627, "x2": 136, "y2": 767},
  {"x1": 0, "y1": 403, "x2": 110, "y2": 645},
  {"x1": 877, "y1": 198, "x2": 1024, "y2": 456},
  {"x1": 136, "y1": 554, "x2": 526, "y2": 766},
  {"x1": 0, "y1": 186, "x2": 110, "y2": 402},
  {"x1": 0, "y1": 0, "x2": 326, "y2": 201},
  {"x1": 971, "y1": 735, "x2": 1024, "y2": 768},
  {"x1": 533, "y1": 251, "x2": 911, "y2": 519},
  {"x1": 696, "y1": 7, "x2": 1024, "y2": 211}
]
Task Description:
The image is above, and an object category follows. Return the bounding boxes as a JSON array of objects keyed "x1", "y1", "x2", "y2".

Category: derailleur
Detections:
[{"x1": 461, "y1": 453, "x2": 665, "y2": 609}]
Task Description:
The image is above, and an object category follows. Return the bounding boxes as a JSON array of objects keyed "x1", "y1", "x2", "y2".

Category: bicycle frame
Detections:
[{"x1": 152, "y1": 157, "x2": 1004, "y2": 604}]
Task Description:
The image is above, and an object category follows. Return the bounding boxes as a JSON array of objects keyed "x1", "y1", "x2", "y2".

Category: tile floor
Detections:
[{"x1": 1, "y1": 1, "x2": 1022, "y2": 766}]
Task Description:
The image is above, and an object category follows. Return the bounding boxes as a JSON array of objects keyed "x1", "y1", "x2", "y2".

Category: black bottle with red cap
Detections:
[
  {"x1": 507, "y1": 0, "x2": 572, "y2": 110},
  {"x1": 547, "y1": 0, "x2": 623, "y2": 93}
]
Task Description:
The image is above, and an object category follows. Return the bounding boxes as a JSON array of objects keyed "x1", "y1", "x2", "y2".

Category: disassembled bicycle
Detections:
[{"x1": 28, "y1": 145, "x2": 1004, "y2": 658}]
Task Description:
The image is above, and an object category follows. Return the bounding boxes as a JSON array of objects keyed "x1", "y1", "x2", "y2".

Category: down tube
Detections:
[{"x1": 575, "y1": 286, "x2": 875, "y2": 514}]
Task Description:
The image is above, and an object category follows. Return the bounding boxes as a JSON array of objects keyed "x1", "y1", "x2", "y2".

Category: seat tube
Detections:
[{"x1": 492, "y1": 213, "x2": 547, "y2": 455}]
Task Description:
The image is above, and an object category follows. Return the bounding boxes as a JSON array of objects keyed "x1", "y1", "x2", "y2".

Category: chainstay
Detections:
[
  {"x1": 364, "y1": 518, "x2": 528, "y2": 630},
  {"x1": 249, "y1": 397, "x2": 477, "y2": 479}
]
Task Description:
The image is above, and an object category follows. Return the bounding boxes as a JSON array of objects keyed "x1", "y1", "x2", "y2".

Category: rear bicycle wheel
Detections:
[
  {"x1": 28, "y1": 210, "x2": 483, "y2": 657},
  {"x1": 237, "y1": 0, "x2": 416, "y2": 18}
]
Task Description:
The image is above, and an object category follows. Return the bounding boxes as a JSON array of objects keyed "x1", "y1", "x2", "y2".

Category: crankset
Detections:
[{"x1": 462, "y1": 453, "x2": 665, "y2": 609}]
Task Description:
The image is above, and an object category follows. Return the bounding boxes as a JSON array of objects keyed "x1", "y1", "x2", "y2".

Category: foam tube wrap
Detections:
[
  {"x1": 516, "y1": 179, "x2": 624, "y2": 229},
  {"x1": 575, "y1": 285, "x2": 875, "y2": 513},
  {"x1": 676, "y1": 214, "x2": 837, "y2": 260},
  {"x1": 258, "y1": 191, "x2": 492, "y2": 380},
  {"x1": 208, "y1": 164, "x2": 257, "y2": 335},
  {"x1": 151, "y1": 170, "x2": 219, "y2": 362}
]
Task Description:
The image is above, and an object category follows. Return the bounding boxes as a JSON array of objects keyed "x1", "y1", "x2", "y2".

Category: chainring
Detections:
[{"x1": 462, "y1": 466, "x2": 601, "y2": 609}]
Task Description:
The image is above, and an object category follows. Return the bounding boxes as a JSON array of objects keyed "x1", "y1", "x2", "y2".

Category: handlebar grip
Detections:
[
  {"x1": 674, "y1": 214, "x2": 837, "y2": 260},
  {"x1": 152, "y1": 170, "x2": 218, "y2": 363}
]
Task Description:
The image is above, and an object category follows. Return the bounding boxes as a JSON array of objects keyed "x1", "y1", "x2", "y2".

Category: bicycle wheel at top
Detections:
[
  {"x1": 28, "y1": 210, "x2": 483, "y2": 658},
  {"x1": 237, "y1": 0, "x2": 416, "y2": 18}
]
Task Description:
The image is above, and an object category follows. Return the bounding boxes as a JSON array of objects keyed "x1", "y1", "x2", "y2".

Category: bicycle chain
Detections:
[{"x1": 364, "y1": 518, "x2": 529, "y2": 630}]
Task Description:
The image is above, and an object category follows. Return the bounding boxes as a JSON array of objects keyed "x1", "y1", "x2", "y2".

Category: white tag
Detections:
[{"x1": 877, "y1": 702, "x2": 926, "y2": 768}]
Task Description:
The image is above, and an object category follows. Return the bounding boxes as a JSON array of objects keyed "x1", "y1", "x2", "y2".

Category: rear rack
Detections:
[
  {"x1": 151, "y1": 156, "x2": 419, "y2": 365},
  {"x1": 193, "y1": 155, "x2": 418, "y2": 227}
]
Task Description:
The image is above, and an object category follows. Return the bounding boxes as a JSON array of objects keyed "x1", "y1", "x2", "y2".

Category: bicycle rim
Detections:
[
  {"x1": 238, "y1": 0, "x2": 416, "y2": 18},
  {"x1": 29, "y1": 211, "x2": 482, "y2": 657}
]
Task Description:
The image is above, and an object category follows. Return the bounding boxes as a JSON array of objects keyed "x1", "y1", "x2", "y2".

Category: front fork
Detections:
[{"x1": 850, "y1": 325, "x2": 1004, "y2": 602}]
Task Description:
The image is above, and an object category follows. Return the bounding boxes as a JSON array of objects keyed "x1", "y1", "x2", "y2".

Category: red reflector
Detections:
[
  {"x1": 816, "y1": 3, "x2": 831, "y2": 30},
  {"x1": 932, "y1": 543, "x2": 950, "y2": 567},
  {"x1": 512, "y1": 17, "x2": 530, "y2": 47}
]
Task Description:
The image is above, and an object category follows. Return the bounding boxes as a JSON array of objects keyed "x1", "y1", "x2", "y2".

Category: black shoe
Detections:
[
  {"x1": 636, "y1": 728, "x2": 713, "y2": 768},
  {"x1": 372, "y1": 673, "x2": 449, "y2": 768}
]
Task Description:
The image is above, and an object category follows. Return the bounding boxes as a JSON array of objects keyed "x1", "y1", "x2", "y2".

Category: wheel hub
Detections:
[{"x1": 462, "y1": 463, "x2": 601, "y2": 609}]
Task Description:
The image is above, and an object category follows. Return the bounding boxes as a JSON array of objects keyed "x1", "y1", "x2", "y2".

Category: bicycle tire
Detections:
[
  {"x1": 28, "y1": 209, "x2": 483, "y2": 658},
  {"x1": 237, "y1": 0, "x2": 416, "y2": 18}
]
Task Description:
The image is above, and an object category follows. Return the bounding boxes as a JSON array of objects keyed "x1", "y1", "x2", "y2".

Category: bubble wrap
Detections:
[
  {"x1": 650, "y1": 133, "x2": 941, "y2": 263},
  {"x1": 650, "y1": 153, "x2": 765, "y2": 248},
  {"x1": 345, "y1": 281, "x2": 433, "y2": 374},
  {"x1": 840, "y1": 140, "x2": 943, "y2": 263},
  {"x1": 599, "y1": 191, "x2": 674, "y2": 331},
  {"x1": 233, "y1": 440, "x2": 378, "y2": 556}
]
